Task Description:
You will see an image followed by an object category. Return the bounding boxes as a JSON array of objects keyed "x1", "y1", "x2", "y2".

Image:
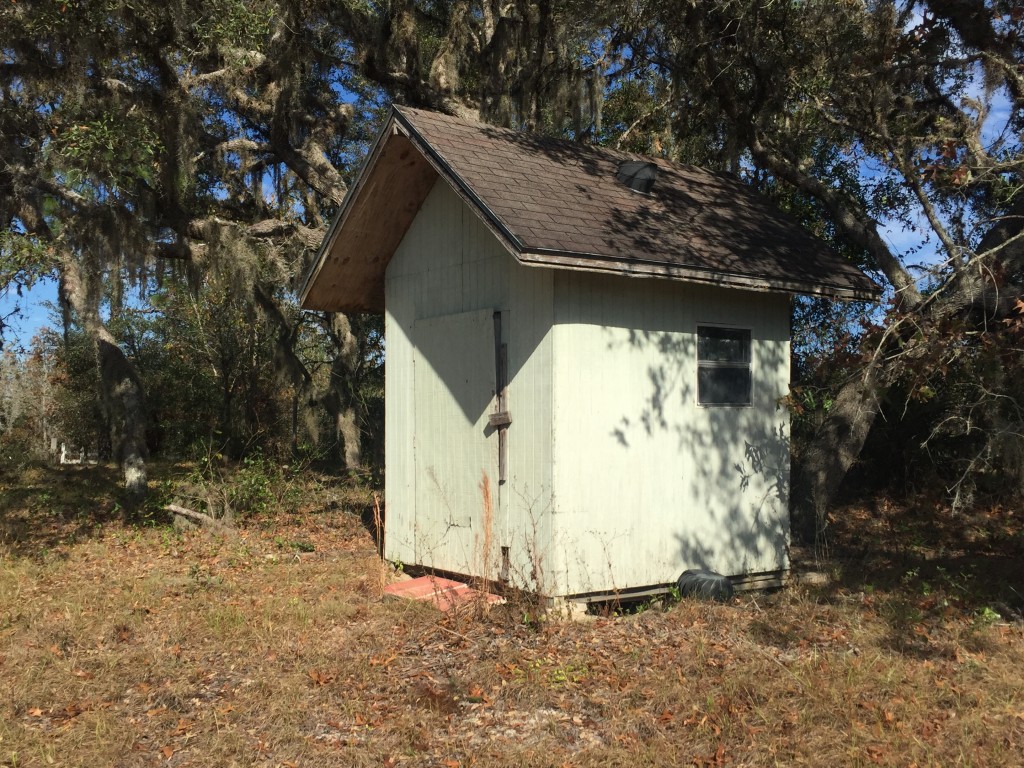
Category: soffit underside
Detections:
[{"x1": 301, "y1": 132, "x2": 439, "y2": 313}]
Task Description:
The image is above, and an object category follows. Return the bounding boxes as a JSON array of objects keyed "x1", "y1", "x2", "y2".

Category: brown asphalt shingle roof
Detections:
[{"x1": 301, "y1": 106, "x2": 879, "y2": 312}]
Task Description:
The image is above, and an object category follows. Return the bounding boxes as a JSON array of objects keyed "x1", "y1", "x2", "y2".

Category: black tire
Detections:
[{"x1": 677, "y1": 569, "x2": 734, "y2": 602}]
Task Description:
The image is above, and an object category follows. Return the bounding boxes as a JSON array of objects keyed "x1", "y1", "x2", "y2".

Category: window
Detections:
[{"x1": 697, "y1": 326, "x2": 751, "y2": 406}]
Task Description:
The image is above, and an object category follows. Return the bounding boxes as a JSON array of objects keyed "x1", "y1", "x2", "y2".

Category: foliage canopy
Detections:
[{"x1": 1, "y1": 0, "x2": 1022, "y2": 528}]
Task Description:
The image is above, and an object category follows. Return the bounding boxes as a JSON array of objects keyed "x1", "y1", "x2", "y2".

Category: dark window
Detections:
[{"x1": 697, "y1": 326, "x2": 751, "y2": 405}]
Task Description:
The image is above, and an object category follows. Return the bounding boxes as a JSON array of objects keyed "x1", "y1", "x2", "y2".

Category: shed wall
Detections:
[
  {"x1": 550, "y1": 271, "x2": 791, "y2": 596},
  {"x1": 384, "y1": 179, "x2": 555, "y2": 585}
]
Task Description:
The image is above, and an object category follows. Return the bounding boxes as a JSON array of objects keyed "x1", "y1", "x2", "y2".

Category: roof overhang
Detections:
[
  {"x1": 299, "y1": 112, "x2": 440, "y2": 312},
  {"x1": 516, "y1": 248, "x2": 878, "y2": 301},
  {"x1": 301, "y1": 107, "x2": 528, "y2": 313},
  {"x1": 301, "y1": 107, "x2": 880, "y2": 313}
]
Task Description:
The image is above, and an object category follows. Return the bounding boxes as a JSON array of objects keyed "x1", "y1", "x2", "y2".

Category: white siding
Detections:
[
  {"x1": 384, "y1": 179, "x2": 555, "y2": 586},
  {"x1": 550, "y1": 271, "x2": 791, "y2": 595},
  {"x1": 384, "y1": 178, "x2": 791, "y2": 596},
  {"x1": 412, "y1": 309, "x2": 497, "y2": 572}
]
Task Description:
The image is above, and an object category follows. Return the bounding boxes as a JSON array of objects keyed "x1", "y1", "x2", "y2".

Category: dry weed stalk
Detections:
[
  {"x1": 373, "y1": 491, "x2": 387, "y2": 592},
  {"x1": 476, "y1": 471, "x2": 495, "y2": 602}
]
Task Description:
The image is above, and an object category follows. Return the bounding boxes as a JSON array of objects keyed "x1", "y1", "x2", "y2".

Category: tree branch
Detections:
[{"x1": 749, "y1": 135, "x2": 922, "y2": 307}]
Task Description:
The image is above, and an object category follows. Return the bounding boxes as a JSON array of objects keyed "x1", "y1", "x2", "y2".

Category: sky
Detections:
[
  {"x1": 0, "y1": 277, "x2": 58, "y2": 353},
  {"x1": 873, "y1": 65, "x2": 1017, "y2": 285}
]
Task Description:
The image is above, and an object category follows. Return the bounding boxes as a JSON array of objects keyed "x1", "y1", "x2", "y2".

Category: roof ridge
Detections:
[
  {"x1": 301, "y1": 105, "x2": 880, "y2": 312},
  {"x1": 393, "y1": 105, "x2": 748, "y2": 180}
]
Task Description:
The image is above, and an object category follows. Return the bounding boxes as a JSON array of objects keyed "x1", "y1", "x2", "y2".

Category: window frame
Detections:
[{"x1": 696, "y1": 324, "x2": 753, "y2": 407}]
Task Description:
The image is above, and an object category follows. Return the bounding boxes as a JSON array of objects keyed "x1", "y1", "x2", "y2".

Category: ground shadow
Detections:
[
  {"x1": 793, "y1": 498, "x2": 1024, "y2": 657},
  {"x1": 0, "y1": 462, "x2": 132, "y2": 558}
]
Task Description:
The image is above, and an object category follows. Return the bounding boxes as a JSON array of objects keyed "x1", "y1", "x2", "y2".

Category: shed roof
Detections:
[{"x1": 301, "y1": 106, "x2": 879, "y2": 311}]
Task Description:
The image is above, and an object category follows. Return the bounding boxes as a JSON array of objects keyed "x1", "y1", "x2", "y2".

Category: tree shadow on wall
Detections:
[
  {"x1": 605, "y1": 323, "x2": 791, "y2": 577},
  {"x1": 672, "y1": 421, "x2": 790, "y2": 575}
]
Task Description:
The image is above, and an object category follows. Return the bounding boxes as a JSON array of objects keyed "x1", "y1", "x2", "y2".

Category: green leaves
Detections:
[
  {"x1": 51, "y1": 111, "x2": 162, "y2": 191},
  {"x1": 195, "y1": 0, "x2": 276, "y2": 51},
  {"x1": 0, "y1": 233, "x2": 58, "y2": 293}
]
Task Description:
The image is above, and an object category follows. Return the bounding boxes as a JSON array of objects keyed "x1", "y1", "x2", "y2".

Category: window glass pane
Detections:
[
  {"x1": 698, "y1": 367, "x2": 751, "y2": 405},
  {"x1": 697, "y1": 327, "x2": 750, "y2": 363}
]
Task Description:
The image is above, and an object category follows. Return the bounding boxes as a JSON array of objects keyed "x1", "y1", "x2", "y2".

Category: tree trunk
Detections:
[
  {"x1": 253, "y1": 286, "x2": 363, "y2": 470},
  {"x1": 97, "y1": 336, "x2": 149, "y2": 501},
  {"x1": 336, "y1": 406, "x2": 362, "y2": 471},
  {"x1": 60, "y1": 257, "x2": 149, "y2": 502},
  {"x1": 792, "y1": 362, "x2": 881, "y2": 546},
  {"x1": 324, "y1": 312, "x2": 363, "y2": 471}
]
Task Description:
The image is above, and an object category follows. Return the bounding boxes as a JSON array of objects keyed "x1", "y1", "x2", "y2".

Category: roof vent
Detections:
[{"x1": 616, "y1": 160, "x2": 658, "y2": 195}]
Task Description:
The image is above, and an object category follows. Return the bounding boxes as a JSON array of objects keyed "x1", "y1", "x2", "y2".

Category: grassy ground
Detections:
[{"x1": 1, "y1": 462, "x2": 1022, "y2": 767}]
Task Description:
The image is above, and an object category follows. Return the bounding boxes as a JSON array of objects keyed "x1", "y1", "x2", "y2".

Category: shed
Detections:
[{"x1": 301, "y1": 106, "x2": 878, "y2": 598}]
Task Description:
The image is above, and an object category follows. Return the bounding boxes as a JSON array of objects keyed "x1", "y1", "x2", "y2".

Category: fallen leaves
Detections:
[
  {"x1": 22, "y1": 701, "x2": 89, "y2": 726},
  {"x1": 691, "y1": 744, "x2": 727, "y2": 767},
  {"x1": 4, "y1": 464, "x2": 1024, "y2": 767},
  {"x1": 865, "y1": 744, "x2": 889, "y2": 764},
  {"x1": 308, "y1": 668, "x2": 337, "y2": 686}
]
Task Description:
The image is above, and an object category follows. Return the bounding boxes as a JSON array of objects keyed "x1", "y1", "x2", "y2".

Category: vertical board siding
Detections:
[
  {"x1": 412, "y1": 309, "x2": 496, "y2": 572},
  {"x1": 386, "y1": 178, "x2": 790, "y2": 596},
  {"x1": 382, "y1": 283, "x2": 416, "y2": 567},
  {"x1": 551, "y1": 271, "x2": 790, "y2": 595},
  {"x1": 384, "y1": 180, "x2": 554, "y2": 586}
]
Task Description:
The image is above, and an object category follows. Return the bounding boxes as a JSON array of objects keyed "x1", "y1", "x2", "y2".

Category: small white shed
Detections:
[{"x1": 301, "y1": 106, "x2": 877, "y2": 598}]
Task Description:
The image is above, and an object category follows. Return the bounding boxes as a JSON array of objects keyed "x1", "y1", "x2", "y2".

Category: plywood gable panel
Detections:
[{"x1": 302, "y1": 132, "x2": 438, "y2": 312}]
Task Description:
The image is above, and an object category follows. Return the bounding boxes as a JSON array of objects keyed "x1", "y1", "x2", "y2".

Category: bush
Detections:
[
  {"x1": 168, "y1": 451, "x2": 289, "y2": 523},
  {"x1": 0, "y1": 418, "x2": 46, "y2": 475}
]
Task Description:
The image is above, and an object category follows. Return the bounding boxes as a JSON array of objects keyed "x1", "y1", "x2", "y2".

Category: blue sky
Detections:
[{"x1": 0, "y1": 277, "x2": 58, "y2": 352}]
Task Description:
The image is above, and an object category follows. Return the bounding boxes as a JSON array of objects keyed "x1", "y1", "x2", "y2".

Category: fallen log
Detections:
[{"x1": 164, "y1": 504, "x2": 232, "y2": 532}]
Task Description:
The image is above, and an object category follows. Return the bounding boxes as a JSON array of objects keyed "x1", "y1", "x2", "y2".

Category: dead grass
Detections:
[{"x1": 1, "y1": 463, "x2": 1022, "y2": 767}]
